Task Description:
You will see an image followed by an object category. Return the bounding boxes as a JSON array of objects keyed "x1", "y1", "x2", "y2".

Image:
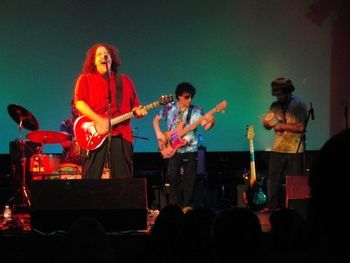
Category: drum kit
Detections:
[{"x1": 7, "y1": 104, "x2": 82, "y2": 208}]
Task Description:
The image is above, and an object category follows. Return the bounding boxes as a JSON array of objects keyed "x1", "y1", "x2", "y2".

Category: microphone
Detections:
[{"x1": 310, "y1": 102, "x2": 315, "y2": 120}]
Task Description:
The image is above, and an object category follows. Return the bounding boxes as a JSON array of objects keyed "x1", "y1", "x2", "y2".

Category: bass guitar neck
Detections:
[
  {"x1": 159, "y1": 100, "x2": 227, "y2": 159},
  {"x1": 243, "y1": 125, "x2": 267, "y2": 209}
]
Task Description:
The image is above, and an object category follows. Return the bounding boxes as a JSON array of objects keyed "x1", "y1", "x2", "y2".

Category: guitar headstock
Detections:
[
  {"x1": 159, "y1": 94, "x2": 174, "y2": 105},
  {"x1": 215, "y1": 100, "x2": 227, "y2": 113},
  {"x1": 246, "y1": 125, "x2": 255, "y2": 140}
]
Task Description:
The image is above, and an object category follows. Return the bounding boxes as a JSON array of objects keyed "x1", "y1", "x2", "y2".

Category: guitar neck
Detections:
[
  {"x1": 179, "y1": 106, "x2": 218, "y2": 138},
  {"x1": 249, "y1": 139, "x2": 257, "y2": 185},
  {"x1": 110, "y1": 101, "x2": 160, "y2": 126}
]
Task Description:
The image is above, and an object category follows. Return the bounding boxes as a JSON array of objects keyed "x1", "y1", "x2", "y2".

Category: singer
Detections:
[
  {"x1": 73, "y1": 43, "x2": 147, "y2": 179},
  {"x1": 260, "y1": 77, "x2": 307, "y2": 213}
]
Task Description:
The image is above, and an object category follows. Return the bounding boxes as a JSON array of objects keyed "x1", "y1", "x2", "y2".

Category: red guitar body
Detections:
[{"x1": 74, "y1": 95, "x2": 174, "y2": 151}]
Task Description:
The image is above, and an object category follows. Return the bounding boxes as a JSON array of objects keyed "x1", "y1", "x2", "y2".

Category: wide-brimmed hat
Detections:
[{"x1": 271, "y1": 77, "x2": 295, "y2": 96}]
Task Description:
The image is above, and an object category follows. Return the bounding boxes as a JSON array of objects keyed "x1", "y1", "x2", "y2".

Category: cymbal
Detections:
[
  {"x1": 7, "y1": 104, "x2": 39, "y2": 131},
  {"x1": 26, "y1": 130, "x2": 69, "y2": 144}
]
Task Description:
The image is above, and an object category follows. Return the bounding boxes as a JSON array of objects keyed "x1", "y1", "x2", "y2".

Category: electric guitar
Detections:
[
  {"x1": 74, "y1": 94, "x2": 173, "y2": 151},
  {"x1": 159, "y1": 100, "x2": 227, "y2": 159},
  {"x1": 243, "y1": 125, "x2": 267, "y2": 209}
]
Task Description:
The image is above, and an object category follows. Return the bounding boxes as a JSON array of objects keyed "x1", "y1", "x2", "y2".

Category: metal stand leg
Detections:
[
  {"x1": 20, "y1": 155, "x2": 31, "y2": 207},
  {"x1": 7, "y1": 140, "x2": 32, "y2": 210}
]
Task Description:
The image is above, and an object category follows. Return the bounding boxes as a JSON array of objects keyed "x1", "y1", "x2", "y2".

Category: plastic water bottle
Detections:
[
  {"x1": 198, "y1": 133, "x2": 204, "y2": 147},
  {"x1": 3, "y1": 205, "x2": 12, "y2": 221}
]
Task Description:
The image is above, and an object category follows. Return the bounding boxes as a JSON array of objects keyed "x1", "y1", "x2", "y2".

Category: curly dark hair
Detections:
[
  {"x1": 175, "y1": 82, "x2": 196, "y2": 99},
  {"x1": 82, "y1": 43, "x2": 122, "y2": 74}
]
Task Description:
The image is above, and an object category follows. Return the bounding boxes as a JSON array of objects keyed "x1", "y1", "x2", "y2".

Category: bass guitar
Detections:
[
  {"x1": 242, "y1": 125, "x2": 267, "y2": 209},
  {"x1": 74, "y1": 94, "x2": 173, "y2": 151},
  {"x1": 159, "y1": 100, "x2": 227, "y2": 159}
]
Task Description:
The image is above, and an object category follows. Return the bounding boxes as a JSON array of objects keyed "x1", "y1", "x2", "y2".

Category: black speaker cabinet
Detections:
[{"x1": 30, "y1": 178, "x2": 148, "y2": 233}]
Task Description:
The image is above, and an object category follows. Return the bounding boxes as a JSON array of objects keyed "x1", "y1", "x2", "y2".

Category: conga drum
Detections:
[{"x1": 263, "y1": 112, "x2": 279, "y2": 127}]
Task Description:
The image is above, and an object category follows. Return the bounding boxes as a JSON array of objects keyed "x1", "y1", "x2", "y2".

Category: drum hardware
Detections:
[
  {"x1": 26, "y1": 131, "x2": 70, "y2": 180},
  {"x1": 29, "y1": 153, "x2": 62, "y2": 177},
  {"x1": 31, "y1": 163, "x2": 82, "y2": 180},
  {"x1": 7, "y1": 104, "x2": 40, "y2": 209},
  {"x1": 8, "y1": 104, "x2": 39, "y2": 134}
]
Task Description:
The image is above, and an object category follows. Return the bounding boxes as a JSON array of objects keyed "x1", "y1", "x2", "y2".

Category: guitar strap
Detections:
[
  {"x1": 116, "y1": 74, "x2": 123, "y2": 112},
  {"x1": 186, "y1": 105, "x2": 193, "y2": 124}
]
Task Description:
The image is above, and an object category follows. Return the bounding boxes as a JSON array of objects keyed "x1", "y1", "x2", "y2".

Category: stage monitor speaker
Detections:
[
  {"x1": 30, "y1": 178, "x2": 148, "y2": 233},
  {"x1": 286, "y1": 175, "x2": 311, "y2": 220},
  {"x1": 236, "y1": 184, "x2": 246, "y2": 207}
]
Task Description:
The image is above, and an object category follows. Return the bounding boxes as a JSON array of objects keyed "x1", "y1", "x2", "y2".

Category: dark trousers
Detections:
[
  {"x1": 267, "y1": 152, "x2": 304, "y2": 210},
  {"x1": 82, "y1": 136, "x2": 133, "y2": 179},
  {"x1": 167, "y1": 152, "x2": 197, "y2": 208}
]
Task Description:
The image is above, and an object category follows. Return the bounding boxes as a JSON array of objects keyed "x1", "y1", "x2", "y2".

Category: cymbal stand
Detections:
[
  {"x1": 18, "y1": 139, "x2": 31, "y2": 207},
  {"x1": 8, "y1": 120, "x2": 32, "y2": 208}
]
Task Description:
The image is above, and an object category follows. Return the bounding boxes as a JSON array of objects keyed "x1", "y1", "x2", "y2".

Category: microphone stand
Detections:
[
  {"x1": 297, "y1": 104, "x2": 313, "y2": 176},
  {"x1": 345, "y1": 101, "x2": 348, "y2": 129},
  {"x1": 132, "y1": 127, "x2": 149, "y2": 152},
  {"x1": 104, "y1": 61, "x2": 112, "y2": 178}
]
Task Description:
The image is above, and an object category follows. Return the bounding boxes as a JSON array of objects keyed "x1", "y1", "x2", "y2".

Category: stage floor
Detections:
[{"x1": 0, "y1": 207, "x2": 271, "y2": 235}]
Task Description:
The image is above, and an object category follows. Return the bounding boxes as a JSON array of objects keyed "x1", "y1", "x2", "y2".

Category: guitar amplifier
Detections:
[{"x1": 286, "y1": 175, "x2": 311, "y2": 220}]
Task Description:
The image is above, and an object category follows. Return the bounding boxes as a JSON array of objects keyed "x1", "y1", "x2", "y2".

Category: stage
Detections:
[{"x1": 0, "y1": 150, "x2": 315, "y2": 262}]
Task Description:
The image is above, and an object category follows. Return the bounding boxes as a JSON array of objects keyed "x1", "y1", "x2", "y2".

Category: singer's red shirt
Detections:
[{"x1": 74, "y1": 72, "x2": 140, "y2": 143}]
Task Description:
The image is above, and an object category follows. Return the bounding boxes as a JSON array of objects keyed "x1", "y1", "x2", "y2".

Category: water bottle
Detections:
[
  {"x1": 198, "y1": 133, "x2": 204, "y2": 147},
  {"x1": 3, "y1": 205, "x2": 12, "y2": 221}
]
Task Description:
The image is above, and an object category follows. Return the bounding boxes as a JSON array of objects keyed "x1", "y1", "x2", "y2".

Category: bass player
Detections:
[{"x1": 152, "y1": 82, "x2": 215, "y2": 211}]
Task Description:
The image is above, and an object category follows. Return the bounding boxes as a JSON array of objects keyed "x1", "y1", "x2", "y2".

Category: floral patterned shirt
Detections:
[{"x1": 157, "y1": 101, "x2": 204, "y2": 153}]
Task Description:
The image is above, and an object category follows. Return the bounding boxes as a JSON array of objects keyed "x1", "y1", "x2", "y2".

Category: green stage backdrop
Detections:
[{"x1": 0, "y1": 0, "x2": 330, "y2": 154}]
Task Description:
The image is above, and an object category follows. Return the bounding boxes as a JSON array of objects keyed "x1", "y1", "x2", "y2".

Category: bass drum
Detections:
[
  {"x1": 30, "y1": 154, "x2": 62, "y2": 178},
  {"x1": 54, "y1": 163, "x2": 82, "y2": 180}
]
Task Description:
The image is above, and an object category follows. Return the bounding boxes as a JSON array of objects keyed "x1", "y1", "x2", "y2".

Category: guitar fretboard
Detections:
[{"x1": 111, "y1": 101, "x2": 160, "y2": 126}]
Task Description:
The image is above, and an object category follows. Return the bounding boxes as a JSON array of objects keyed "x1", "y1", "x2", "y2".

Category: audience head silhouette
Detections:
[
  {"x1": 149, "y1": 204, "x2": 185, "y2": 263},
  {"x1": 308, "y1": 128, "x2": 350, "y2": 260},
  {"x1": 211, "y1": 207, "x2": 262, "y2": 263},
  {"x1": 56, "y1": 216, "x2": 116, "y2": 263}
]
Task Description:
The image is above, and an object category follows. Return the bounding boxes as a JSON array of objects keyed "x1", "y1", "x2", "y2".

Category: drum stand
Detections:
[
  {"x1": 7, "y1": 124, "x2": 32, "y2": 209},
  {"x1": 18, "y1": 139, "x2": 32, "y2": 207}
]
